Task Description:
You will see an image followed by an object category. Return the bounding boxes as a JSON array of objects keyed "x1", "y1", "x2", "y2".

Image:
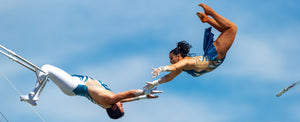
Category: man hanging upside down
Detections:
[{"x1": 20, "y1": 64, "x2": 162, "y2": 119}]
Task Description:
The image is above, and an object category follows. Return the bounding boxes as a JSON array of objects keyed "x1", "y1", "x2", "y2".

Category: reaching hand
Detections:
[
  {"x1": 143, "y1": 80, "x2": 159, "y2": 93},
  {"x1": 143, "y1": 87, "x2": 162, "y2": 95},
  {"x1": 149, "y1": 87, "x2": 163, "y2": 94},
  {"x1": 151, "y1": 67, "x2": 161, "y2": 78},
  {"x1": 137, "y1": 94, "x2": 160, "y2": 100},
  {"x1": 146, "y1": 94, "x2": 159, "y2": 99}
]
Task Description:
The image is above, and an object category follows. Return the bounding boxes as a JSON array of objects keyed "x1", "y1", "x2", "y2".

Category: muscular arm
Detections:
[
  {"x1": 88, "y1": 86, "x2": 142, "y2": 106},
  {"x1": 146, "y1": 57, "x2": 198, "y2": 90},
  {"x1": 109, "y1": 89, "x2": 141, "y2": 104},
  {"x1": 159, "y1": 69, "x2": 182, "y2": 84},
  {"x1": 155, "y1": 57, "x2": 195, "y2": 73},
  {"x1": 144, "y1": 69, "x2": 182, "y2": 91},
  {"x1": 120, "y1": 94, "x2": 158, "y2": 103},
  {"x1": 168, "y1": 58, "x2": 190, "y2": 71}
]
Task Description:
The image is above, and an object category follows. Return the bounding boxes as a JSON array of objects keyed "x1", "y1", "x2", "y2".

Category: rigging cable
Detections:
[{"x1": 0, "y1": 71, "x2": 45, "y2": 122}]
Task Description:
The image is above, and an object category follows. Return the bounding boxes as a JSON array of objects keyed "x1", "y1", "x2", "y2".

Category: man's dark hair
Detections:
[{"x1": 106, "y1": 104, "x2": 124, "y2": 119}]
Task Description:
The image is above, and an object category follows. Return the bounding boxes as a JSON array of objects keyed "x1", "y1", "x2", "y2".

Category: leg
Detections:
[
  {"x1": 21, "y1": 64, "x2": 79, "y2": 105},
  {"x1": 32, "y1": 70, "x2": 49, "y2": 97},
  {"x1": 199, "y1": 4, "x2": 236, "y2": 32},
  {"x1": 20, "y1": 69, "x2": 49, "y2": 106},
  {"x1": 197, "y1": 12, "x2": 225, "y2": 32},
  {"x1": 199, "y1": 3, "x2": 237, "y2": 59},
  {"x1": 40, "y1": 64, "x2": 78, "y2": 96}
]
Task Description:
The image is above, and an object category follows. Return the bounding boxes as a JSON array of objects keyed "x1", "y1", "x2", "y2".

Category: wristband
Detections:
[
  {"x1": 138, "y1": 95, "x2": 147, "y2": 100},
  {"x1": 135, "y1": 89, "x2": 144, "y2": 96},
  {"x1": 153, "y1": 79, "x2": 160, "y2": 86},
  {"x1": 158, "y1": 65, "x2": 170, "y2": 72}
]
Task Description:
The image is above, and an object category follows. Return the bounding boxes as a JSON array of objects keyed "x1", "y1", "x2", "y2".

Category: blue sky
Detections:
[{"x1": 0, "y1": 0, "x2": 300, "y2": 121}]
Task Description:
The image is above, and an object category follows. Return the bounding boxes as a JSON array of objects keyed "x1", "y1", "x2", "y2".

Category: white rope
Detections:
[
  {"x1": 0, "y1": 112, "x2": 8, "y2": 122},
  {"x1": 0, "y1": 71, "x2": 45, "y2": 122}
]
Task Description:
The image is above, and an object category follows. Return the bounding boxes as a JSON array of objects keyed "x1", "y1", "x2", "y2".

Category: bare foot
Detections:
[
  {"x1": 199, "y1": 3, "x2": 214, "y2": 15},
  {"x1": 196, "y1": 12, "x2": 208, "y2": 23}
]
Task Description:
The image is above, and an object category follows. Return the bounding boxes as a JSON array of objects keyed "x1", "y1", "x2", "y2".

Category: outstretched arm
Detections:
[
  {"x1": 144, "y1": 69, "x2": 182, "y2": 91},
  {"x1": 120, "y1": 94, "x2": 158, "y2": 103},
  {"x1": 152, "y1": 58, "x2": 194, "y2": 78},
  {"x1": 109, "y1": 89, "x2": 140, "y2": 104},
  {"x1": 110, "y1": 89, "x2": 162, "y2": 104},
  {"x1": 157, "y1": 69, "x2": 182, "y2": 84}
]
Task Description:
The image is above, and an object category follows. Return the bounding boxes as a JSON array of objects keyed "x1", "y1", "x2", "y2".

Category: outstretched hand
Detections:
[
  {"x1": 143, "y1": 88, "x2": 162, "y2": 99},
  {"x1": 143, "y1": 80, "x2": 159, "y2": 92},
  {"x1": 146, "y1": 94, "x2": 159, "y2": 99},
  {"x1": 149, "y1": 87, "x2": 163, "y2": 94},
  {"x1": 143, "y1": 87, "x2": 163, "y2": 95},
  {"x1": 151, "y1": 67, "x2": 161, "y2": 78}
]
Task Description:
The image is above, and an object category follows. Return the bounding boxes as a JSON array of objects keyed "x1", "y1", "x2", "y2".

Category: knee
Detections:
[
  {"x1": 40, "y1": 64, "x2": 57, "y2": 76},
  {"x1": 41, "y1": 64, "x2": 54, "y2": 70},
  {"x1": 223, "y1": 23, "x2": 237, "y2": 35},
  {"x1": 64, "y1": 91, "x2": 76, "y2": 96},
  {"x1": 230, "y1": 23, "x2": 238, "y2": 33}
]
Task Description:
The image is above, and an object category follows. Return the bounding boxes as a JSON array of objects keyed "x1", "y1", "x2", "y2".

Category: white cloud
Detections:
[
  {"x1": 110, "y1": 93, "x2": 254, "y2": 122},
  {"x1": 33, "y1": 89, "x2": 255, "y2": 122},
  {"x1": 78, "y1": 55, "x2": 152, "y2": 91},
  {"x1": 224, "y1": 33, "x2": 300, "y2": 82}
]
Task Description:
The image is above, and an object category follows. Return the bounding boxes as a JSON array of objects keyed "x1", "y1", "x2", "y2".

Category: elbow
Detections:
[
  {"x1": 231, "y1": 23, "x2": 238, "y2": 33},
  {"x1": 171, "y1": 66, "x2": 181, "y2": 71},
  {"x1": 168, "y1": 76, "x2": 176, "y2": 82},
  {"x1": 106, "y1": 95, "x2": 119, "y2": 104},
  {"x1": 162, "y1": 75, "x2": 174, "y2": 83}
]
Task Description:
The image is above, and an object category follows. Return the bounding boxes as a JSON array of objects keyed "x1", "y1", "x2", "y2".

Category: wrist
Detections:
[
  {"x1": 138, "y1": 95, "x2": 147, "y2": 100},
  {"x1": 158, "y1": 65, "x2": 170, "y2": 72},
  {"x1": 153, "y1": 79, "x2": 160, "y2": 86},
  {"x1": 135, "y1": 89, "x2": 144, "y2": 96}
]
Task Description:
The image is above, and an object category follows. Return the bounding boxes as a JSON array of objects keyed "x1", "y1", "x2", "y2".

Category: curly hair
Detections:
[{"x1": 169, "y1": 41, "x2": 192, "y2": 57}]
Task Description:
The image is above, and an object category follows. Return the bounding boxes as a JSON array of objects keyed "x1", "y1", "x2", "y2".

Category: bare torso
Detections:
[
  {"x1": 181, "y1": 56, "x2": 210, "y2": 72},
  {"x1": 85, "y1": 78, "x2": 114, "y2": 109}
]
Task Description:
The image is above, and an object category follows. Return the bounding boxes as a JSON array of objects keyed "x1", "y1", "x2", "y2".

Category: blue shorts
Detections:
[
  {"x1": 182, "y1": 27, "x2": 225, "y2": 77},
  {"x1": 71, "y1": 75, "x2": 111, "y2": 104},
  {"x1": 203, "y1": 27, "x2": 219, "y2": 61},
  {"x1": 203, "y1": 27, "x2": 225, "y2": 70}
]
